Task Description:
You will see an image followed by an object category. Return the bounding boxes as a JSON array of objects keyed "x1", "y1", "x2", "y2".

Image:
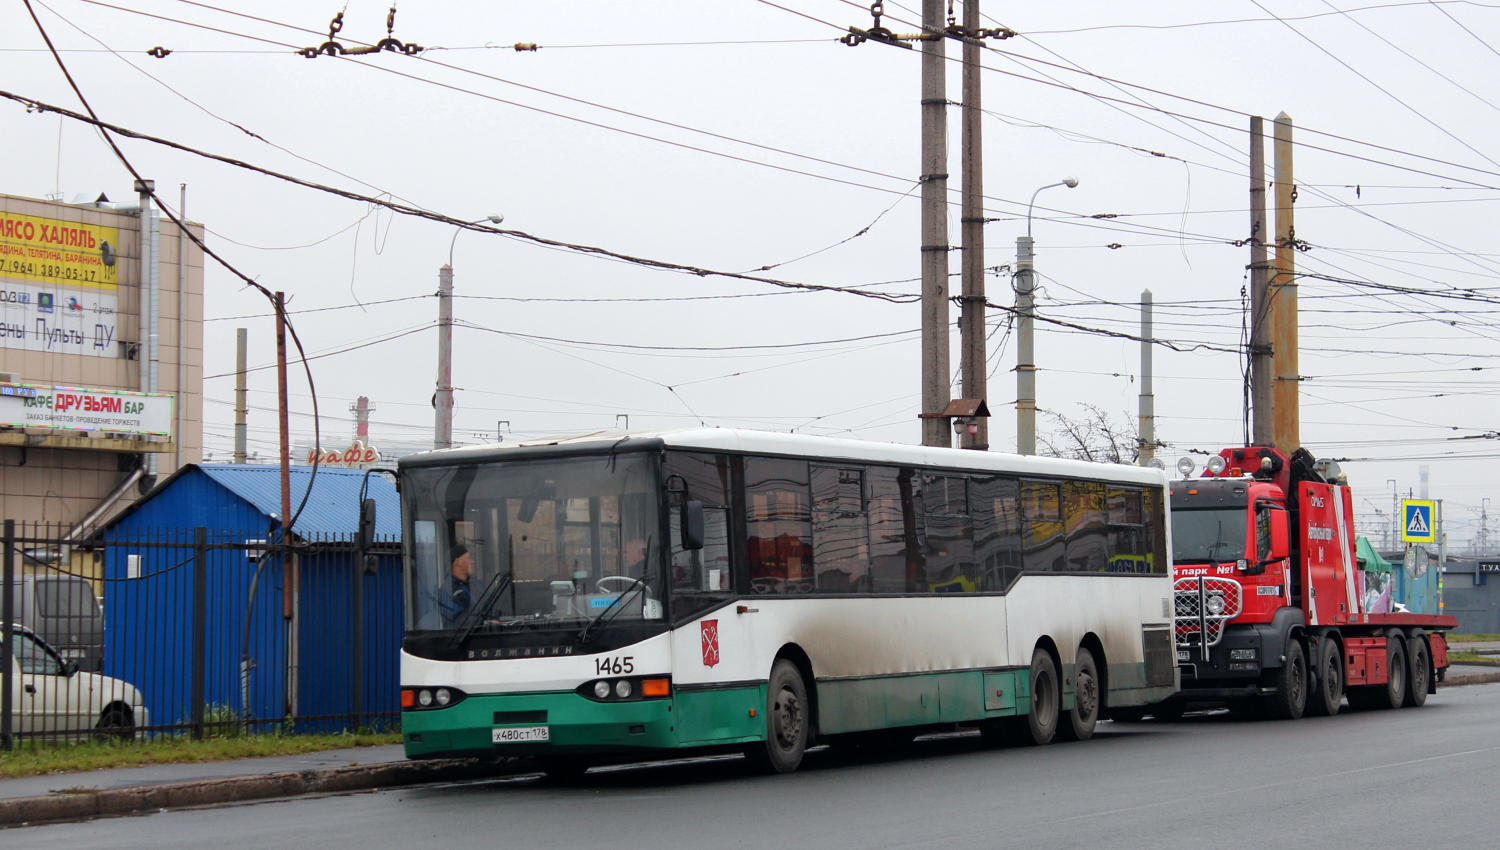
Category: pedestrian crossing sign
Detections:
[{"x1": 1401, "y1": 499, "x2": 1437, "y2": 543}]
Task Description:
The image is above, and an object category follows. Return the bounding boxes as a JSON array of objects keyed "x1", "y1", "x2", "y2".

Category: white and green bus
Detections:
[{"x1": 398, "y1": 429, "x2": 1177, "y2": 775}]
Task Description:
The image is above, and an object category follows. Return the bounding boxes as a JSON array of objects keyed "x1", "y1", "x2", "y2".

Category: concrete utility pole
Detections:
[
  {"x1": 1015, "y1": 235, "x2": 1036, "y2": 455},
  {"x1": 958, "y1": 0, "x2": 987, "y2": 451},
  {"x1": 919, "y1": 0, "x2": 951, "y2": 448},
  {"x1": 234, "y1": 327, "x2": 248, "y2": 463},
  {"x1": 1271, "y1": 112, "x2": 1300, "y2": 450},
  {"x1": 1248, "y1": 116, "x2": 1274, "y2": 446},
  {"x1": 435, "y1": 264, "x2": 454, "y2": 450},
  {"x1": 1138, "y1": 290, "x2": 1155, "y2": 465}
]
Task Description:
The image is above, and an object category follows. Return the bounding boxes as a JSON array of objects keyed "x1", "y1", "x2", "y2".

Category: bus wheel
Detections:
[
  {"x1": 745, "y1": 659, "x2": 809, "y2": 774},
  {"x1": 1260, "y1": 639, "x2": 1307, "y2": 719},
  {"x1": 1404, "y1": 632, "x2": 1430, "y2": 708},
  {"x1": 1306, "y1": 636, "x2": 1344, "y2": 717},
  {"x1": 1058, "y1": 647, "x2": 1099, "y2": 742},
  {"x1": 1021, "y1": 647, "x2": 1059, "y2": 746}
]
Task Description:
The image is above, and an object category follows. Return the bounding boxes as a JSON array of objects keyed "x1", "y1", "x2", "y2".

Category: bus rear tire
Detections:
[
  {"x1": 1058, "y1": 647, "x2": 1099, "y2": 742},
  {"x1": 1306, "y1": 636, "x2": 1344, "y2": 717},
  {"x1": 1405, "y1": 631, "x2": 1430, "y2": 708},
  {"x1": 1019, "y1": 647, "x2": 1059, "y2": 746},
  {"x1": 744, "y1": 659, "x2": 809, "y2": 774}
]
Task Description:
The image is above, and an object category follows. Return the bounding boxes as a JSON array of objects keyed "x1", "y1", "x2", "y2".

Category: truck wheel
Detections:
[
  {"x1": 1058, "y1": 647, "x2": 1100, "y2": 742},
  {"x1": 1404, "y1": 633, "x2": 1430, "y2": 708},
  {"x1": 744, "y1": 659, "x2": 809, "y2": 774},
  {"x1": 1363, "y1": 637, "x2": 1407, "y2": 711},
  {"x1": 1305, "y1": 636, "x2": 1344, "y2": 717},
  {"x1": 1261, "y1": 639, "x2": 1307, "y2": 719}
]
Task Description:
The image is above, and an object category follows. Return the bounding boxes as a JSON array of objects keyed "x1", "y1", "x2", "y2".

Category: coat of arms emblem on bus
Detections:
[{"x1": 701, "y1": 619, "x2": 720, "y2": 667}]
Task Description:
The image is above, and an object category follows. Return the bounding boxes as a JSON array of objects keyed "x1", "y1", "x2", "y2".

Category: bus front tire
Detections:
[
  {"x1": 745, "y1": 659, "x2": 809, "y2": 774},
  {"x1": 1058, "y1": 647, "x2": 1099, "y2": 742}
]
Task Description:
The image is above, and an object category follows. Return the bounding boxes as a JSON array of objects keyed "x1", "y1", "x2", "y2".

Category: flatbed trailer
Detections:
[{"x1": 1156, "y1": 446, "x2": 1454, "y2": 719}]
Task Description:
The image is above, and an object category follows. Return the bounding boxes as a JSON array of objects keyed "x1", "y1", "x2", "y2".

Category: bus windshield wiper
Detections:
[
  {"x1": 447, "y1": 570, "x2": 514, "y2": 650},
  {"x1": 577, "y1": 575, "x2": 649, "y2": 646}
]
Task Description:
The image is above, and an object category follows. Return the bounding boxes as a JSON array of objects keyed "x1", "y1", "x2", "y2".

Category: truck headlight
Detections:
[{"x1": 1205, "y1": 594, "x2": 1226, "y2": 616}]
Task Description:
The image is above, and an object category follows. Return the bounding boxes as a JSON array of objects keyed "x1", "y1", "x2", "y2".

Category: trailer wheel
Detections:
[
  {"x1": 1360, "y1": 636, "x2": 1406, "y2": 711},
  {"x1": 1058, "y1": 647, "x2": 1100, "y2": 742},
  {"x1": 1404, "y1": 632, "x2": 1430, "y2": 708},
  {"x1": 1305, "y1": 636, "x2": 1344, "y2": 717},
  {"x1": 1261, "y1": 639, "x2": 1307, "y2": 719}
]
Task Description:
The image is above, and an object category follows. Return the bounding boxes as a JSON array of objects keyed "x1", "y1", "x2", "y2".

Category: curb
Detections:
[
  {"x1": 0, "y1": 757, "x2": 524, "y2": 828},
  {"x1": 1438, "y1": 671, "x2": 1500, "y2": 687}
]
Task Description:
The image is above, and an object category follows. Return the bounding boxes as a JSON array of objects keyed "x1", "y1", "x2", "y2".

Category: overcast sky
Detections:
[{"x1": 4, "y1": 1, "x2": 1498, "y2": 548}]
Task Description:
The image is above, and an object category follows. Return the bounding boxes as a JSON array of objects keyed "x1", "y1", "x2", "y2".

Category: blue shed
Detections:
[{"x1": 100, "y1": 465, "x2": 403, "y2": 736}]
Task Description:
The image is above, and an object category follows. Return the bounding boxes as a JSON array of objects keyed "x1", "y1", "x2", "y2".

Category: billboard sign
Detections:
[
  {"x1": 1, "y1": 212, "x2": 121, "y2": 358},
  {"x1": 0, "y1": 383, "x2": 173, "y2": 437}
]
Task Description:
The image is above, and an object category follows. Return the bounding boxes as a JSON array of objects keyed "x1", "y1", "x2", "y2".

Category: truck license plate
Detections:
[
  {"x1": 492, "y1": 726, "x2": 549, "y2": 743},
  {"x1": 1176, "y1": 650, "x2": 1190, "y2": 662}
]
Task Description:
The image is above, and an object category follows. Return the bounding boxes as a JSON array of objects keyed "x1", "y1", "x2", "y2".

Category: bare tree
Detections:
[{"x1": 1037, "y1": 404, "x2": 1141, "y2": 465}]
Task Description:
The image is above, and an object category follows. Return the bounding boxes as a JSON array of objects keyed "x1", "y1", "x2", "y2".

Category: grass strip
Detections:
[{"x1": 0, "y1": 733, "x2": 402, "y2": 780}]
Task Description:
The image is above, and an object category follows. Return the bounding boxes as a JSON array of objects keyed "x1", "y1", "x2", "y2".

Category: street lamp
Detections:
[
  {"x1": 436, "y1": 213, "x2": 504, "y2": 450},
  {"x1": 1015, "y1": 177, "x2": 1079, "y2": 455}
]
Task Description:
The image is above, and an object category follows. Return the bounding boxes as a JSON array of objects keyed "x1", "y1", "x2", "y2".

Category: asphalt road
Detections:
[{"x1": 17, "y1": 683, "x2": 1500, "y2": 849}]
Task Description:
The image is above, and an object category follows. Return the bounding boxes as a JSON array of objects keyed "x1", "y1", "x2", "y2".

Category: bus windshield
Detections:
[
  {"x1": 1171, "y1": 507, "x2": 1246, "y2": 564},
  {"x1": 403, "y1": 453, "x2": 663, "y2": 636}
]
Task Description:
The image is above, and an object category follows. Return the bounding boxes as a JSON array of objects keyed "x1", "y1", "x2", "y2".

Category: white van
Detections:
[{"x1": 4, "y1": 576, "x2": 104, "y2": 672}]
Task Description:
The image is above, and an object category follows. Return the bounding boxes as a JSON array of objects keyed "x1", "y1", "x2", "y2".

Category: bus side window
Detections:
[
  {"x1": 867, "y1": 466, "x2": 923, "y2": 595},
  {"x1": 670, "y1": 506, "x2": 734, "y2": 620},
  {"x1": 745, "y1": 457, "x2": 813, "y2": 595},
  {"x1": 1021, "y1": 480, "x2": 1065, "y2": 572},
  {"x1": 973, "y1": 475, "x2": 1021, "y2": 591},
  {"x1": 811, "y1": 466, "x2": 870, "y2": 593},
  {"x1": 923, "y1": 474, "x2": 975, "y2": 592},
  {"x1": 1144, "y1": 488, "x2": 1167, "y2": 574},
  {"x1": 1064, "y1": 481, "x2": 1108, "y2": 572},
  {"x1": 1106, "y1": 488, "x2": 1148, "y2": 573}
]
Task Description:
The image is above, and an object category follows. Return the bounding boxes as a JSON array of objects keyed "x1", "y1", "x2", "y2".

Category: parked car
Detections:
[
  {"x1": 4, "y1": 575, "x2": 104, "y2": 672},
  {"x1": 5, "y1": 625, "x2": 147, "y2": 738}
]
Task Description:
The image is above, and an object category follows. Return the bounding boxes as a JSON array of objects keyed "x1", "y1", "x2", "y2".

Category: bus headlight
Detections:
[
  {"x1": 417, "y1": 689, "x2": 434, "y2": 707},
  {"x1": 594, "y1": 681, "x2": 612, "y2": 699},
  {"x1": 615, "y1": 680, "x2": 633, "y2": 698},
  {"x1": 435, "y1": 688, "x2": 452, "y2": 706}
]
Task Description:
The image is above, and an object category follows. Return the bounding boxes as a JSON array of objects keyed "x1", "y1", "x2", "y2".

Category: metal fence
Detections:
[{"x1": 2, "y1": 520, "x2": 403, "y2": 749}]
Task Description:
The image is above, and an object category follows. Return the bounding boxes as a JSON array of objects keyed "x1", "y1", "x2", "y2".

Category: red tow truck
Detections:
[{"x1": 1160, "y1": 446, "x2": 1455, "y2": 718}]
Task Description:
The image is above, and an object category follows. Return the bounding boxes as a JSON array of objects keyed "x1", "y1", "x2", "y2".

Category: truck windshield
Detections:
[
  {"x1": 402, "y1": 453, "x2": 663, "y2": 636},
  {"x1": 1171, "y1": 508, "x2": 1246, "y2": 564}
]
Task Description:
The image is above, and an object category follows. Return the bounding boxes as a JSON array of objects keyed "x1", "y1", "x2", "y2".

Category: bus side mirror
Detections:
[
  {"x1": 358, "y1": 498, "x2": 378, "y2": 576},
  {"x1": 681, "y1": 501, "x2": 705, "y2": 551}
]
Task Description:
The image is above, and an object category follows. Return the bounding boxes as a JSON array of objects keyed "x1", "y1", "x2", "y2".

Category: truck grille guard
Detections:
[{"x1": 1173, "y1": 576, "x2": 1243, "y2": 649}]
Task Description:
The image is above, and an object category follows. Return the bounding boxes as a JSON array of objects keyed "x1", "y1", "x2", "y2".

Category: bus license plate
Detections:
[{"x1": 492, "y1": 726, "x2": 549, "y2": 743}]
